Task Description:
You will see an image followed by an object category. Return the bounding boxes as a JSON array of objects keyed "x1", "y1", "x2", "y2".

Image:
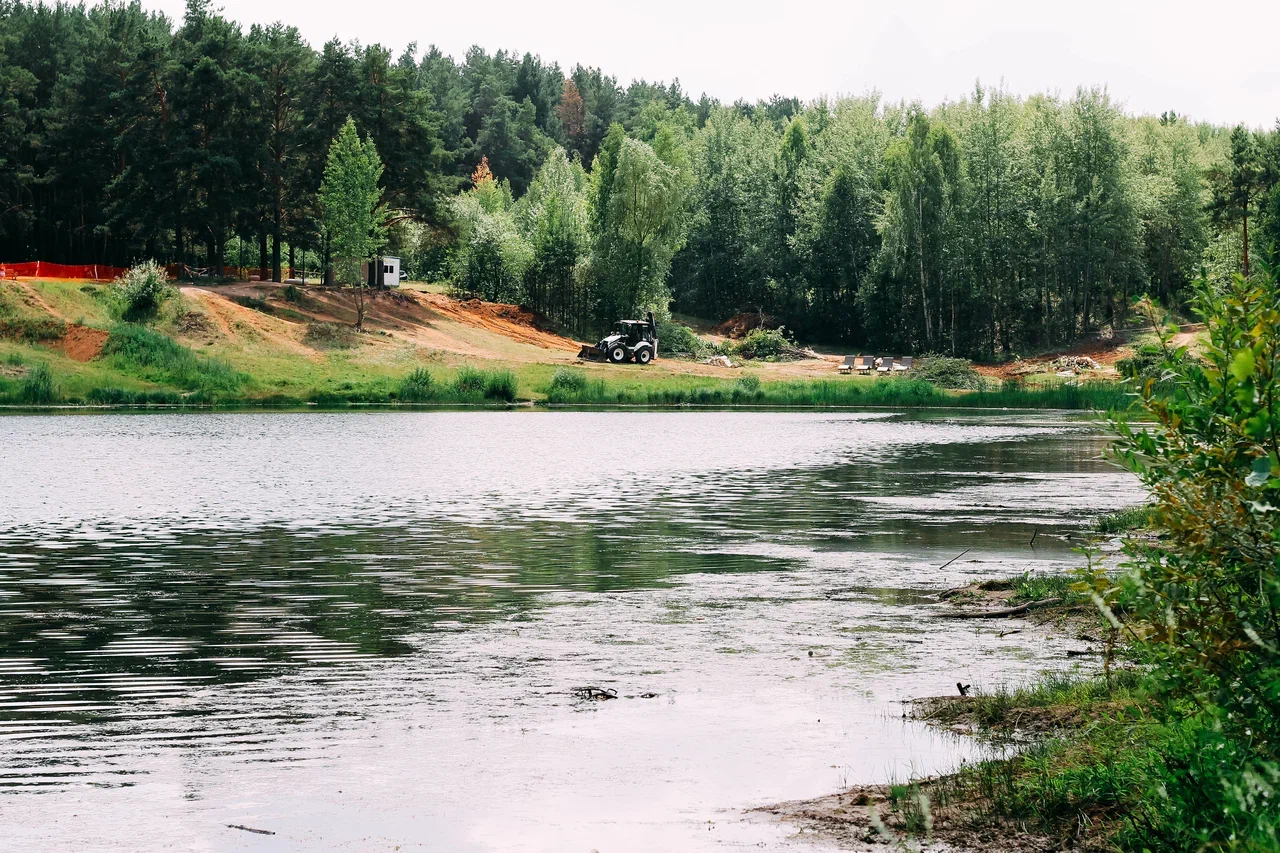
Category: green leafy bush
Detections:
[
  {"x1": 1109, "y1": 265, "x2": 1280, "y2": 846},
  {"x1": 913, "y1": 355, "x2": 984, "y2": 389},
  {"x1": 655, "y1": 321, "x2": 708, "y2": 358},
  {"x1": 1115, "y1": 340, "x2": 1200, "y2": 382},
  {"x1": 111, "y1": 260, "x2": 174, "y2": 322},
  {"x1": 734, "y1": 326, "x2": 794, "y2": 360},
  {"x1": 451, "y1": 366, "x2": 487, "y2": 396},
  {"x1": 549, "y1": 368, "x2": 589, "y2": 394},
  {"x1": 397, "y1": 367, "x2": 436, "y2": 402},
  {"x1": 450, "y1": 366, "x2": 517, "y2": 402},
  {"x1": 482, "y1": 370, "x2": 518, "y2": 402}
]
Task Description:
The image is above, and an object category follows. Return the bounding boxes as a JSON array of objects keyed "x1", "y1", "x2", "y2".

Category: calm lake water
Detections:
[{"x1": 0, "y1": 411, "x2": 1144, "y2": 852}]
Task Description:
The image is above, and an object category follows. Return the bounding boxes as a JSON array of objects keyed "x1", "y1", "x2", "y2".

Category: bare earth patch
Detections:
[
  {"x1": 758, "y1": 785, "x2": 1060, "y2": 852},
  {"x1": 58, "y1": 323, "x2": 108, "y2": 362}
]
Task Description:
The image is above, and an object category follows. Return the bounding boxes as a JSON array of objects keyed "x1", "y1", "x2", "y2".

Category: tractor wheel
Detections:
[
  {"x1": 608, "y1": 346, "x2": 628, "y2": 364},
  {"x1": 635, "y1": 347, "x2": 652, "y2": 365}
]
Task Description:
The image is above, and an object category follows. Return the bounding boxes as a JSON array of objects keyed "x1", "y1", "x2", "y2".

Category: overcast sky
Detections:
[{"x1": 145, "y1": 0, "x2": 1279, "y2": 128}]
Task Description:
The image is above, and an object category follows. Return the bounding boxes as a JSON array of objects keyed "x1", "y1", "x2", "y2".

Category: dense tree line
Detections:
[
  {"x1": 0, "y1": 0, "x2": 669, "y2": 279},
  {"x1": 2, "y1": 1, "x2": 1278, "y2": 355}
]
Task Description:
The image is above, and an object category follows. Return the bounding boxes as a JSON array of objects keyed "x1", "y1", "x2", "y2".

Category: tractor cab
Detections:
[{"x1": 615, "y1": 320, "x2": 654, "y2": 347}]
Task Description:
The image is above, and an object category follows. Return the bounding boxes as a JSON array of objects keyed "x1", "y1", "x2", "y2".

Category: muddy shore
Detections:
[{"x1": 756, "y1": 580, "x2": 1112, "y2": 852}]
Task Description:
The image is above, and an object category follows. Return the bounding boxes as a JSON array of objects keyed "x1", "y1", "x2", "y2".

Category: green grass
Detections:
[
  {"x1": 102, "y1": 323, "x2": 248, "y2": 397},
  {"x1": 922, "y1": 670, "x2": 1145, "y2": 730},
  {"x1": 1095, "y1": 505, "x2": 1157, "y2": 534},
  {"x1": 0, "y1": 316, "x2": 66, "y2": 343},
  {"x1": 975, "y1": 572, "x2": 1083, "y2": 606},
  {"x1": 963, "y1": 380, "x2": 1135, "y2": 410},
  {"x1": 544, "y1": 372, "x2": 1134, "y2": 410},
  {"x1": 897, "y1": 668, "x2": 1280, "y2": 851},
  {"x1": 920, "y1": 671, "x2": 1280, "y2": 852}
]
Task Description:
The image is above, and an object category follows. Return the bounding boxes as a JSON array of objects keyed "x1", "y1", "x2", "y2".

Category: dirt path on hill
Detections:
[
  {"x1": 12, "y1": 280, "x2": 68, "y2": 321},
  {"x1": 181, "y1": 287, "x2": 320, "y2": 357}
]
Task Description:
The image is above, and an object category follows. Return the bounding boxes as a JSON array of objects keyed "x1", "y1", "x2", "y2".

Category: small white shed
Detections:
[
  {"x1": 363, "y1": 256, "x2": 402, "y2": 288},
  {"x1": 380, "y1": 256, "x2": 401, "y2": 287}
]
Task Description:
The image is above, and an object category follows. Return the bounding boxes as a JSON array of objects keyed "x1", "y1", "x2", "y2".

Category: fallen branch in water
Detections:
[
  {"x1": 227, "y1": 825, "x2": 275, "y2": 836},
  {"x1": 937, "y1": 548, "x2": 971, "y2": 572},
  {"x1": 937, "y1": 598, "x2": 1063, "y2": 619}
]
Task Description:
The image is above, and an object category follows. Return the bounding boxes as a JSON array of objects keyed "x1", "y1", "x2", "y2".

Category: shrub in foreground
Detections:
[{"x1": 1107, "y1": 265, "x2": 1280, "y2": 847}]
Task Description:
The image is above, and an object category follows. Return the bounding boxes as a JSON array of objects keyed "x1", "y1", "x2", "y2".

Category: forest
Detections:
[{"x1": 2, "y1": 0, "x2": 1279, "y2": 357}]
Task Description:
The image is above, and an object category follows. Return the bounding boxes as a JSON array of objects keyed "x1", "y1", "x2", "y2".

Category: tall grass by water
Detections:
[
  {"x1": 546, "y1": 371, "x2": 1133, "y2": 411},
  {"x1": 102, "y1": 323, "x2": 247, "y2": 397}
]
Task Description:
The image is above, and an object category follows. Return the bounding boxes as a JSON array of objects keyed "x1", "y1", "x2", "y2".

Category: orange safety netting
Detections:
[
  {"x1": 2, "y1": 261, "x2": 301, "y2": 282},
  {"x1": 0, "y1": 261, "x2": 130, "y2": 281}
]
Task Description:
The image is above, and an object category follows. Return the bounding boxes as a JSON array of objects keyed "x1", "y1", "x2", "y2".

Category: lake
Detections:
[{"x1": 0, "y1": 411, "x2": 1144, "y2": 851}]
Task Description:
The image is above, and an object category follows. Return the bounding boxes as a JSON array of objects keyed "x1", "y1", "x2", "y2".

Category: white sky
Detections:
[{"x1": 146, "y1": 0, "x2": 1280, "y2": 128}]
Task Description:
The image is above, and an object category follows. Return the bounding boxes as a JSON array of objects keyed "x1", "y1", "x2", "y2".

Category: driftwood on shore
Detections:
[{"x1": 937, "y1": 597, "x2": 1063, "y2": 619}]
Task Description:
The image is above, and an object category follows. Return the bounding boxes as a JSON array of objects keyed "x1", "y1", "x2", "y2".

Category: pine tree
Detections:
[{"x1": 1210, "y1": 126, "x2": 1266, "y2": 277}]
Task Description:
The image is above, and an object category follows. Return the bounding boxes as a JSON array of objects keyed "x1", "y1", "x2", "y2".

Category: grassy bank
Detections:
[
  {"x1": 890, "y1": 668, "x2": 1277, "y2": 852},
  {"x1": 543, "y1": 367, "x2": 1132, "y2": 410},
  {"x1": 0, "y1": 356, "x2": 1135, "y2": 410}
]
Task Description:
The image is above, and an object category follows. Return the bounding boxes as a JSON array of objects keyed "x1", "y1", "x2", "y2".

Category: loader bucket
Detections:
[{"x1": 577, "y1": 344, "x2": 604, "y2": 361}]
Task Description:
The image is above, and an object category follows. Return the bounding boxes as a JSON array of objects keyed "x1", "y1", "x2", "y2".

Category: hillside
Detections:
[{"x1": 0, "y1": 278, "x2": 860, "y2": 405}]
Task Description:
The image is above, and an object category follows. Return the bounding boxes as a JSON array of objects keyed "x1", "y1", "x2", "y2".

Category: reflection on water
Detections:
[{"x1": 0, "y1": 411, "x2": 1143, "y2": 851}]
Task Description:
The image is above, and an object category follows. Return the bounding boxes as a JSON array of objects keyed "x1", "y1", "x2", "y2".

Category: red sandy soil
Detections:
[
  {"x1": 417, "y1": 292, "x2": 580, "y2": 352},
  {"x1": 713, "y1": 310, "x2": 778, "y2": 339},
  {"x1": 59, "y1": 324, "x2": 108, "y2": 361},
  {"x1": 182, "y1": 282, "x2": 583, "y2": 359}
]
